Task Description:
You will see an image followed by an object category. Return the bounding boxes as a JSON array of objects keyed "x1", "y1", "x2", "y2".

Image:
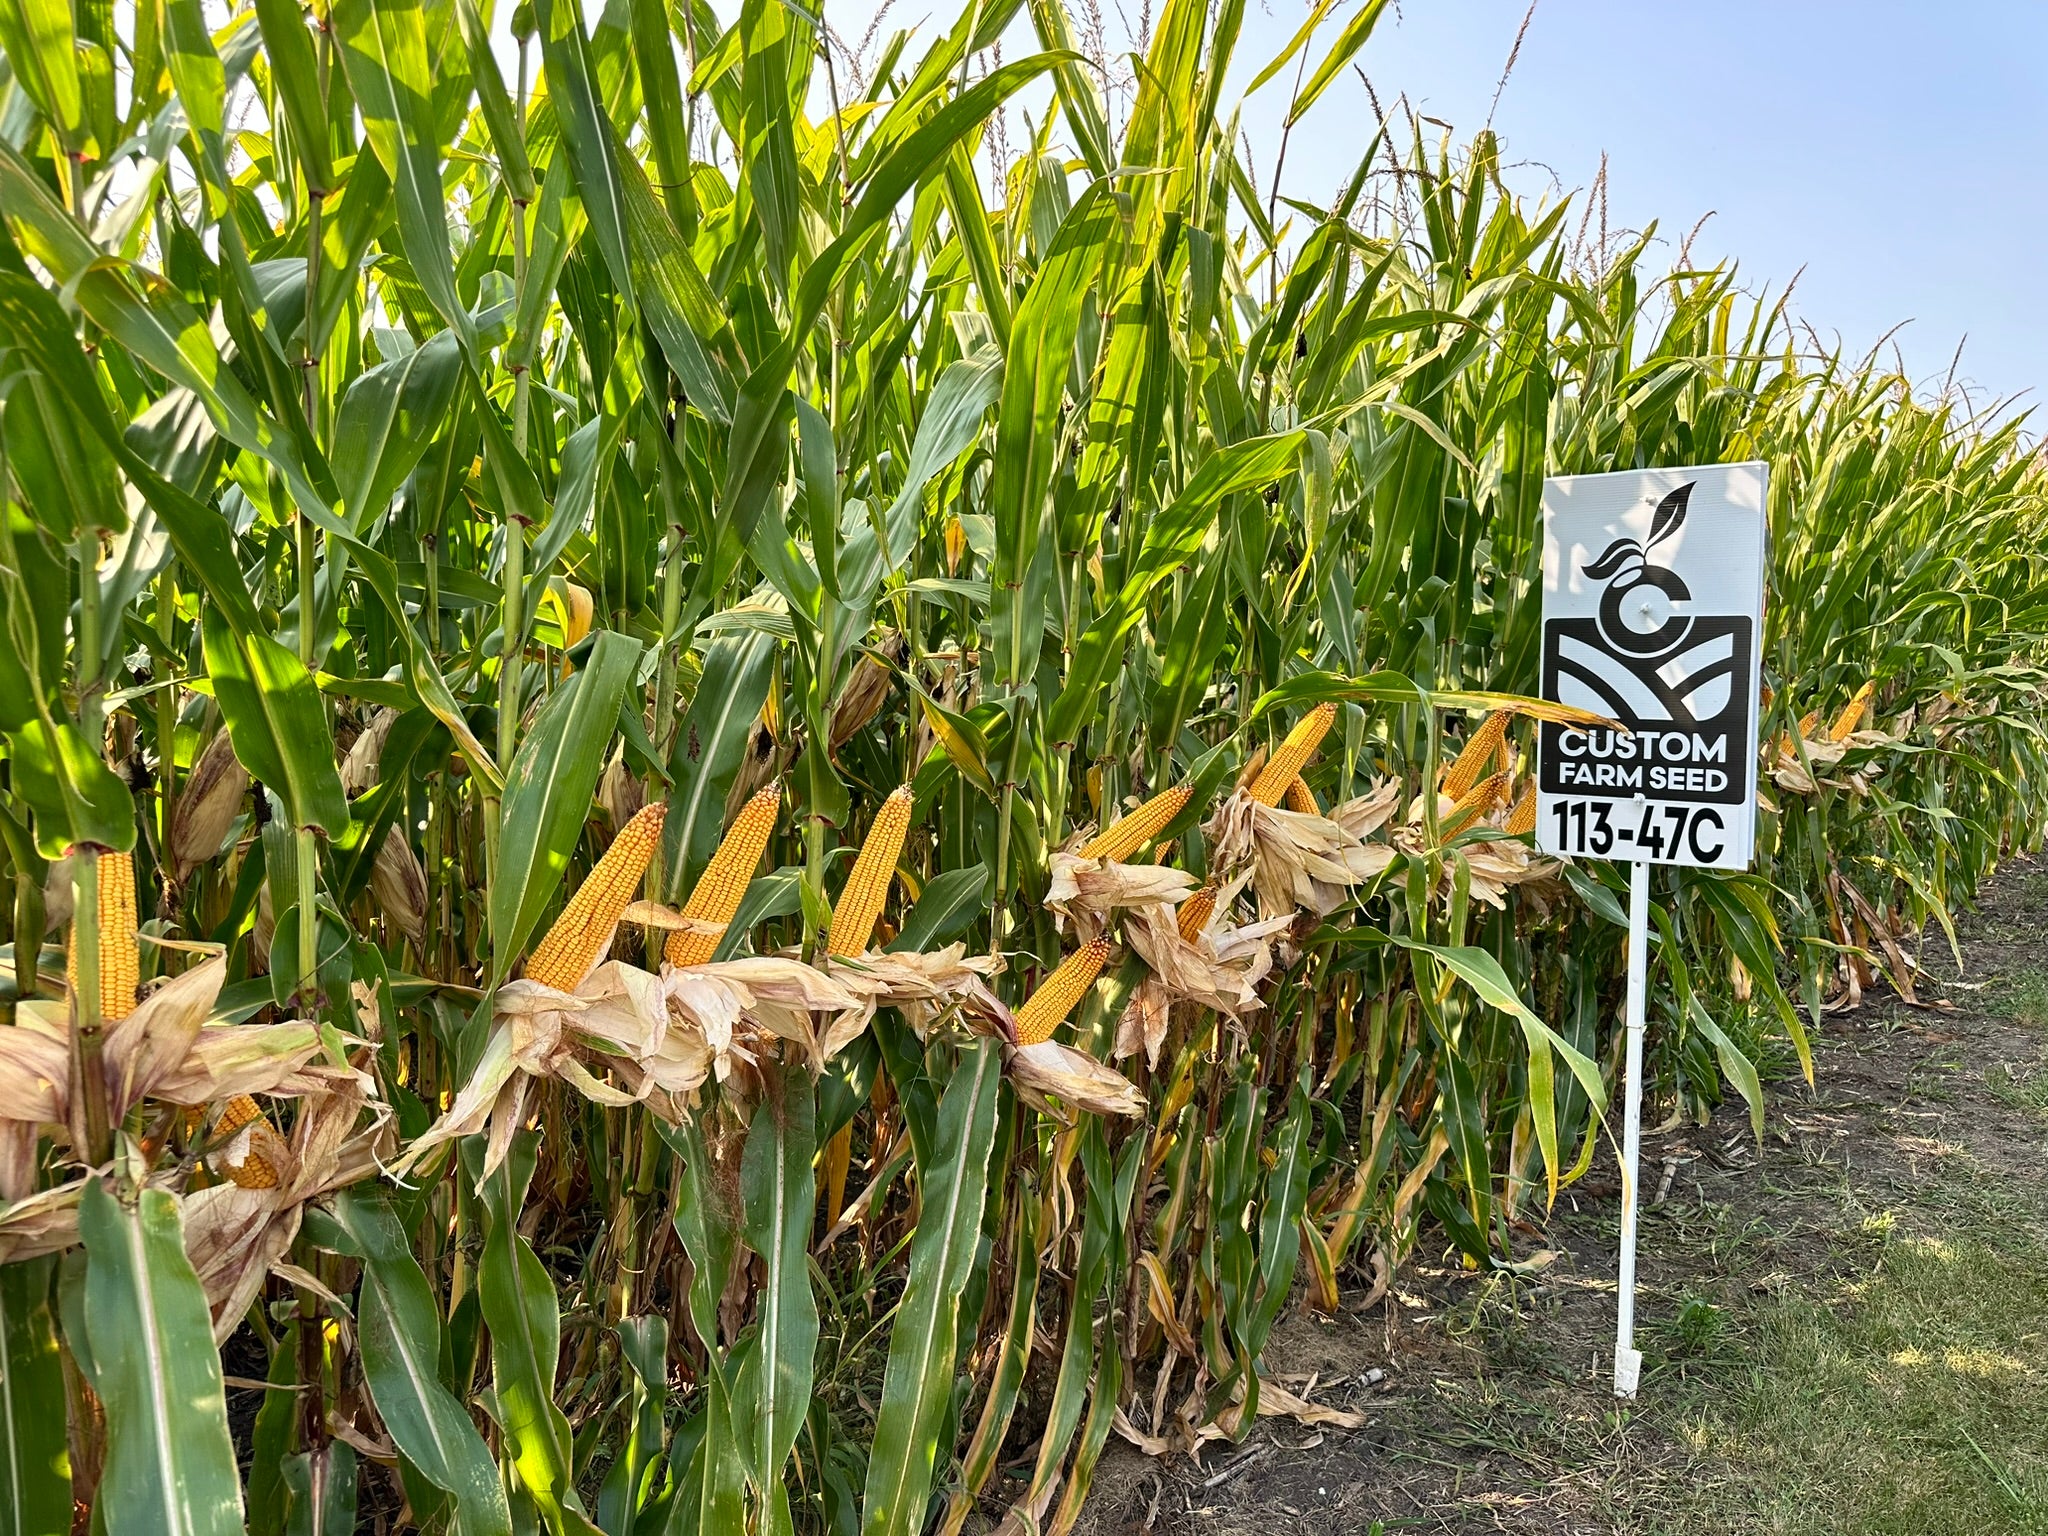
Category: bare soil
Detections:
[{"x1": 1078, "y1": 860, "x2": 2048, "y2": 1535}]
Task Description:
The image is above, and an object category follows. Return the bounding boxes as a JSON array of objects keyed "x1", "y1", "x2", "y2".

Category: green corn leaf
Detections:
[
  {"x1": 201, "y1": 606, "x2": 348, "y2": 836},
  {"x1": 5, "y1": 717, "x2": 136, "y2": 857},
  {"x1": 280, "y1": 1444, "x2": 356, "y2": 1536},
  {"x1": 331, "y1": 0, "x2": 476, "y2": 355},
  {"x1": 326, "y1": 1188, "x2": 514, "y2": 1536},
  {"x1": 533, "y1": 0, "x2": 634, "y2": 308},
  {"x1": 466, "y1": 1135, "x2": 585, "y2": 1535},
  {"x1": 0, "y1": 1255, "x2": 69, "y2": 1536},
  {"x1": 889, "y1": 863, "x2": 991, "y2": 952},
  {"x1": 332, "y1": 329, "x2": 463, "y2": 528},
  {"x1": 491, "y1": 629, "x2": 641, "y2": 980},
  {"x1": 860, "y1": 1041, "x2": 1003, "y2": 1536},
  {"x1": 735, "y1": 1064, "x2": 819, "y2": 1536},
  {"x1": 251, "y1": 0, "x2": 335, "y2": 193},
  {"x1": 76, "y1": 1181, "x2": 243, "y2": 1536},
  {"x1": 661, "y1": 630, "x2": 777, "y2": 901},
  {"x1": 987, "y1": 182, "x2": 1118, "y2": 690},
  {"x1": 0, "y1": 0, "x2": 89, "y2": 157},
  {"x1": 594, "y1": 1317, "x2": 668, "y2": 1534},
  {"x1": 1392, "y1": 935, "x2": 1607, "y2": 1204},
  {"x1": 457, "y1": 0, "x2": 533, "y2": 200}
]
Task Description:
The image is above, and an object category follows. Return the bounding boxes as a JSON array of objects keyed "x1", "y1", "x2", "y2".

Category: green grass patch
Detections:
[
  {"x1": 1996, "y1": 965, "x2": 2048, "y2": 1031},
  {"x1": 1678, "y1": 1171, "x2": 2048, "y2": 1534}
]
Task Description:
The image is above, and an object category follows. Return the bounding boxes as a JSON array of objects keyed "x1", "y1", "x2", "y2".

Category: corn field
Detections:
[{"x1": 1, "y1": 0, "x2": 2045, "y2": 1530}]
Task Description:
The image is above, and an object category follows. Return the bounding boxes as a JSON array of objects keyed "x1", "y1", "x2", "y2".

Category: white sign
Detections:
[{"x1": 1535, "y1": 463, "x2": 1767, "y2": 872}]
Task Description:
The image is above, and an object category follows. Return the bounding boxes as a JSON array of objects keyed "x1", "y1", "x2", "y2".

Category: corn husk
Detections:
[
  {"x1": 340, "y1": 707, "x2": 398, "y2": 795},
  {"x1": 172, "y1": 731, "x2": 250, "y2": 874},
  {"x1": 1204, "y1": 780, "x2": 1401, "y2": 919},
  {"x1": 183, "y1": 1079, "x2": 390, "y2": 1340},
  {"x1": 1006, "y1": 1040, "x2": 1145, "y2": 1119},
  {"x1": 1044, "y1": 851, "x2": 1198, "y2": 939},
  {"x1": 369, "y1": 833, "x2": 428, "y2": 943}
]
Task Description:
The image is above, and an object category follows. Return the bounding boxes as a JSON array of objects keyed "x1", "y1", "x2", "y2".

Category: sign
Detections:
[
  {"x1": 1531, "y1": 461, "x2": 1768, "y2": 1400},
  {"x1": 1535, "y1": 463, "x2": 1767, "y2": 871}
]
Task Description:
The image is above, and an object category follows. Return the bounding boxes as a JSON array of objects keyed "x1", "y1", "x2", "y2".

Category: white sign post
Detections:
[{"x1": 1534, "y1": 462, "x2": 1767, "y2": 1398}]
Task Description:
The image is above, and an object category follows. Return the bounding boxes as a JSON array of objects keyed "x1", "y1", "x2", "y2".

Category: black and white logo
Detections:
[
  {"x1": 1539, "y1": 483, "x2": 1751, "y2": 808},
  {"x1": 1535, "y1": 464, "x2": 1766, "y2": 872}
]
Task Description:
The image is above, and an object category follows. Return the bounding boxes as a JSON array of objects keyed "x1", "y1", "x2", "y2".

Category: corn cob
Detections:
[
  {"x1": 1440, "y1": 711, "x2": 1511, "y2": 801},
  {"x1": 666, "y1": 784, "x2": 781, "y2": 967},
  {"x1": 1504, "y1": 782, "x2": 1538, "y2": 837},
  {"x1": 211, "y1": 1093, "x2": 282, "y2": 1190},
  {"x1": 67, "y1": 849, "x2": 138, "y2": 1021},
  {"x1": 1826, "y1": 680, "x2": 1876, "y2": 742},
  {"x1": 1012, "y1": 936, "x2": 1112, "y2": 1047},
  {"x1": 1248, "y1": 703, "x2": 1337, "y2": 807},
  {"x1": 524, "y1": 803, "x2": 667, "y2": 990},
  {"x1": 1176, "y1": 882, "x2": 1218, "y2": 942},
  {"x1": 1282, "y1": 777, "x2": 1320, "y2": 816},
  {"x1": 1442, "y1": 770, "x2": 1511, "y2": 834},
  {"x1": 828, "y1": 786, "x2": 913, "y2": 958},
  {"x1": 1081, "y1": 784, "x2": 1192, "y2": 863},
  {"x1": 1796, "y1": 708, "x2": 1821, "y2": 739}
]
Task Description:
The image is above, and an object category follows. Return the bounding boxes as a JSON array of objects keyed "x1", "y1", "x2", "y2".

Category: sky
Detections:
[{"x1": 787, "y1": 0, "x2": 2047, "y2": 414}]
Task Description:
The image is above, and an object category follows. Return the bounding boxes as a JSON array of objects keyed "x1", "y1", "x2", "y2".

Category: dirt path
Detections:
[{"x1": 1080, "y1": 860, "x2": 2048, "y2": 1535}]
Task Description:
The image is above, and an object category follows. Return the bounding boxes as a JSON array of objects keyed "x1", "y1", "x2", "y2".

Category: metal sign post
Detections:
[{"x1": 1534, "y1": 463, "x2": 1768, "y2": 1399}]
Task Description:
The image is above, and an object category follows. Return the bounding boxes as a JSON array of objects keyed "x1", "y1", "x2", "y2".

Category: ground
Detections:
[{"x1": 1077, "y1": 861, "x2": 2048, "y2": 1536}]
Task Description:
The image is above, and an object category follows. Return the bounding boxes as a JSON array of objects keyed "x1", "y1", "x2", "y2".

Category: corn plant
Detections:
[{"x1": 0, "y1": 0, "x2": 2045, "y2": 1532}]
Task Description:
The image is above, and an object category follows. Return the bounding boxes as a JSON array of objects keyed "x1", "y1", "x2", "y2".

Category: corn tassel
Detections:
[
  {"x1": 1081, "y1": 784, "x2": 1192, "y2": 863},
  {"x1": 1282, "y1": 777, "x2": 1320, "y2": 816},
  {"x1": 1177, "y1": 883, "x2": 1218, "y2": 942},
  {"x1": 1440, "y1": 711, "x2": 1511, "y2": 801},
  {"x1": 524, "y1": 803, "x2": 667, "y2": 990},
  {"x1": 211, "y1": 1094, "x2": 282, "y2": 1190},
  {"x1": 829, "y1": 786, "x2": 913, "y2": 957},
  {"x1": 666, "y1": 785, "x2": 780, "y2": 967},
  {"x1": 1827, "y1": 680, "x2": 1876, "y2": 742},
  {"x1": 68, "y1": 849, "x2": 138, "y2": 1022},
  {"x1": 1504, "y1": 782, "x2": 1538, "y2": 837},
  {"x1": 1248, "y1": 703, "x2": 1337, "y2": 807},
  {"x1": 1012, "y1": 937, "x2": 1112, "y2": 1046}
]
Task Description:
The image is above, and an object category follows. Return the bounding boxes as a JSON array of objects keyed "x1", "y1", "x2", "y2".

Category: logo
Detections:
[{"x1": 1538, "y1": 482, "x2": 1752, "y2": 807}]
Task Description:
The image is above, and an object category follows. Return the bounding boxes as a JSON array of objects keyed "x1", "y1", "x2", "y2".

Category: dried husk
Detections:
[
  {"x1": 172, "y1": 730, "x2": 250, "y2": 874},
  {"x1": 369, "y1": 833, "x2": 428, "y2": 943}
]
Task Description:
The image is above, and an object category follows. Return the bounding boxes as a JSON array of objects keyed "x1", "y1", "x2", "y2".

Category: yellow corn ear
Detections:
[
  {"x1": 211, "y1": 1093, "x2": 281, "y2": 1190},
  {"x1": 1282, "y1": 777, "x2": 1320, "y2": 816},
  {"x1": 1504, "y1": 782, "x2": 1538, "y2": 837},
  {"x1": 1248, "y1": 703, "x2": 1337, "y2": 806},
  {"x1": 67, "y1": 849, "x2": 138, "y2": 1021},
  {"x1": 666, "y1": 784, "x2": 781, "y2": 967},
  {"x1": 828, "y1": 786, "x2": 913, "y2": 958},
  {"x1": 524, "y1": 803, "x2": 668, "y2": 990},
  {"x1": 1443, "y1": 771, "x2": 1511, "y2": 834},
  {"x1": 1012, "y1": 936, "x2": 1112, "y2": 1047},
  {"x1": 1826, "y1": 681, "x2": 1875, "y2": 743},
  {"x1": 1081, "y1": 784, "x2": 1192, "y2": 863},
  {"x1": 1177, "y1": 883, "x2": 1218, "y2": 943},
  {"x1": 1440, "y1": 711, "x2": 1511, "y2": 801},
  {"x1": 1796, "y1": 708, "x2": 1821, "y2": 739}
]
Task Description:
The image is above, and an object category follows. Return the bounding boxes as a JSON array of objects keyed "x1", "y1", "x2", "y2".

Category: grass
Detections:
[
  {"x1": 1691, "y1": 1209, "x2": 2048, "y2": 1531},
  {"x1": 1998, "y1": 966, "x2": 2048, "y2": 1032}
]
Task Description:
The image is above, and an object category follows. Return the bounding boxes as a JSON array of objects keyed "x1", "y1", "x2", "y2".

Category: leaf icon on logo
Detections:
[
  {"x1": 1582, "y1": 537, "x2": 1641, "y2": 580},
  {"x1": 1646, "y1": 482, "x2": 1693, "y2": 550}
]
